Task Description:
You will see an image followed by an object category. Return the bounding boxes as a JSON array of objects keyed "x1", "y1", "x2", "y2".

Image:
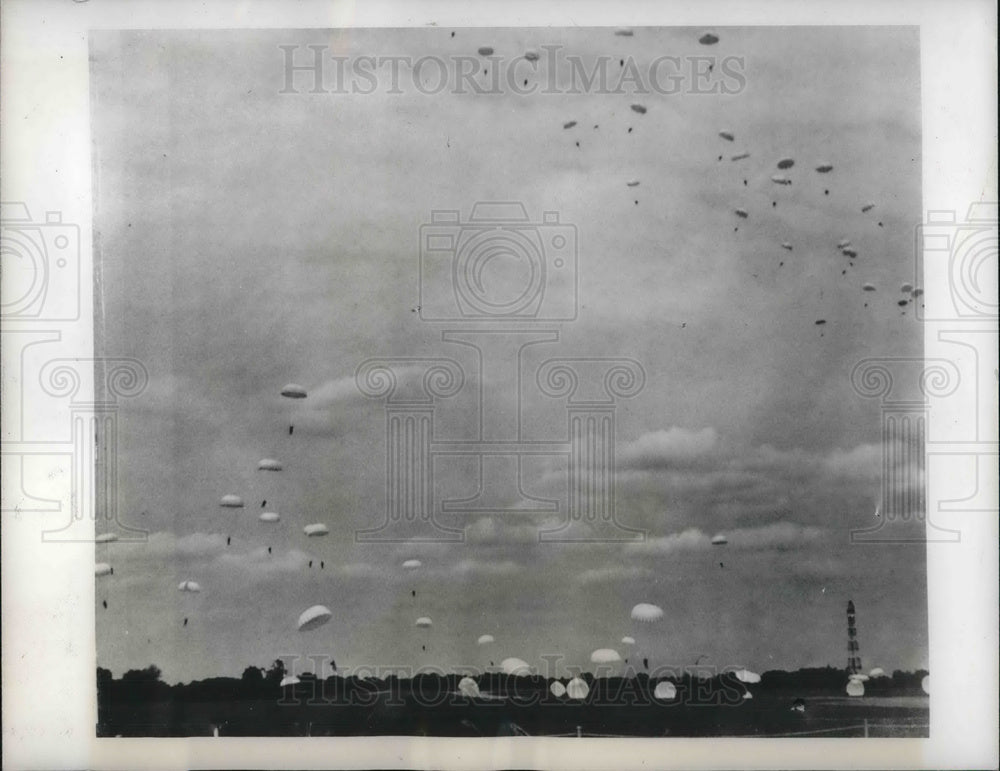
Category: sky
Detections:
[{"x1": 91, "y1": 26, "x2": 927, "y2": 684}]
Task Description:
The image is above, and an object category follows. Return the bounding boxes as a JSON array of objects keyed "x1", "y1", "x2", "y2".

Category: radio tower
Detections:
[{"x1": 846, "y1": 600, "x2": 862, "y2": 674}]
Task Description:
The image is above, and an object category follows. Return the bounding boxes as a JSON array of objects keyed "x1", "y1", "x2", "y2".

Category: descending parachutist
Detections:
[
  {"x1": 262, "y1": 500, "x2": 266, "y2": 508},
  {"x1": 110, "y1": 567, "x2": 114, "y2": 575},
  {"x1": 720, "y1": 562, "x2": 725, "y2": 569},
  {"x1": 309, "y1": 560, "x2": 313, "y2": 568},
  {"x1": 628, "y1": 127, "x2": 633, "y2": 133},
  {"x1": 320, "y1": 561, "x2": 324, "y2": 569},
  {"x1": 289, "y1": 425, "x2": 294, "y2": 435},
  {"x1": 422, "y1": 645, "x2": 426, "y2": 652},
  {"x1": 268, "y1": 547, "x2": 272, "y2": 555},
  {"x1": 102, "y1": 600, "x2": 107, "y2": 609},
  {"x1": 412, "y1": 590, "x2": 416, "y2": 598},
  {"x1": 226, "y1": 536, "x2": 231, "y2": 546},
  {"x1": 183, "y1": 618, "x2": 188, "y2": 627},
  {"x1": 643, "y1": 658, "x2": 649, "y2": 670}
]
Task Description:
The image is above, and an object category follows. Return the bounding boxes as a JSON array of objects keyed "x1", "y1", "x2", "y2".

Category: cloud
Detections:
[
  {"x1": 625, "y1": 523, "x2": 825, "y2": 555},
  {"x1": 618, "y1": 427, "x2": 718, "y2": 470},
  {"x1": 464, "y1": 516, "x2": 545, "y2": 545},
  {"x1": 575, "y1": 565, "x2": 653, "y2": 584},
  {"x1": 449, "y1": 559, "x2": 522, "y2": 576}
]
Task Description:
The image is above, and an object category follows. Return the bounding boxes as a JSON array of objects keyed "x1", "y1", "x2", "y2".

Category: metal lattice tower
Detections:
[{"x1": 847, "y1": 600, "x2": 861, "y2": 674}]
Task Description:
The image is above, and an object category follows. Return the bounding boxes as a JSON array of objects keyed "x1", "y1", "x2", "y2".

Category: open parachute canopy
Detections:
[
  {"x1": 718, "y1": 130, "x2": 735, "y2": 141},
  {"x1": 280, "y1": 383, "x2": 308, "y2": 399},
  {"x1": 566, "y1": 677, "x2": 590, "y2": 700},
  {"x1": 653, "y1": 681, "x2": 678, "y2": 700},
  {"x1": 590, "y1": 648, "x2": 622, "y2": 664},
  {"x1": 869, "y1": 667, "x2": 886, "y2": 678},
  {"x1": 842, "y1": 248, "x2": 858, "y2": 258},
  {"x1": 781, "y1": 242, "x2": 794, "y2": 251},
  {"x1": 770, "y1": 174, "x2": 792, "y2": 185},
  {"x1": 220, "y1": 494, "x2": 244, "y2": 508},
  {"x1": 524, "y1": 50, "x2": 540, "y2": 61},
  {"x1": 563, "y1": 120, "x2": 577, "y2": 129},
  {"x1": 95, "y1": 533, "x2": 118, "y2": 544},
  {"x1": 776, "y1": 158, "x2": 795, "y2": 170},
  {"x1": 731, "y1": 152, "x2": 750, "y2": 161},
  {"x1": 630, "y1": 103, "x2": 647, "y2": 114},
  {"x1": 279, "y1": 675, "x2": 300, "y2": 687},
  {"x1": 862, "y1": 284, "x2": 877, "y2": 292},
  {"x1": 861, "y1": 202, "x2": 875, "y2": 213},
  {"x1": 900, "y1": 283, "x2": 914, "y2": 293},
  {"x1": 402, "y1": 559, "x2": 423, "y2": 569},
  {"x1": 303, "y1": 523, "x2": 329, "y2": 537},
  {"x1": 734, "y1": 208, "x2": 749, "y2": 219},
  {"x1": 177, "y1": 580, "x2": 202, "y2": 593},
  {"x1": 259, "y1": 512, "x2": 280, "y2": 522},
  {"x1": 415, "y1": 616, "x2": 433, "y2": 628},
  {"x1": 477, "y1": 46, "x2": 494, "y2": 56},
  {"x1": 95, "y1": 563, "x2": 113, "y2": 577},
  {"x1": 921, "y1": 675, "x2": 930, "y2": 695},
  {"x1": 549, "y1": 681, "x2": 567, "y2": 697},
  {"x1": 477, "y1": 634, "x2": 495, "y2": 645},
  {"x1": 621, "y1": 636, "x2": 636, "y2": 646},
  {"x1": 631, "y1": 603, "x2": 664, "y2": 622},
  {"x1": 733, "y1": 668, "x2": 761, "y2": 684},
  {"x1": 626, "y1": 179, "x2": 640, "y2": 187},
  {"x1": 815, "y1": 163, "x2": 834, "y2": 173},
  {"x1": 257, "y1": 458, "x2": 282, "y2": 471},
  {"x1": 297, "y1": 605, "x2": 333, "y2": 632},
  {"x1": 711, "y1": 534, "x2": 728, "y2": 545},
  {"x1": 500, "y1": 657, "x2": 531, "y2": 676},
  {"x1": 457, "y1": 677, "x2": 481, "y2": 698},
  {"x1": 614, "y1": 28, "x2": 635, "y2": 37},
  {"x1": 846, "y1": 679, "x2": 865, "y2": 697},
  {"x1": 699, "y1": 32, "x2": 720, "y2": 45}
]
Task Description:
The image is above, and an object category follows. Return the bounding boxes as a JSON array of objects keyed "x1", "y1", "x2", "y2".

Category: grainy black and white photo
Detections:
[{"x1": 90, "y1": 26, "x2": 933, "y2": 739}]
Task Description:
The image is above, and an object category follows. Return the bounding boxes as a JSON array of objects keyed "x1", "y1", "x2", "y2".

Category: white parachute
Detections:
[
  {"x1": 177, "y1": 580, "x2": 202, "y2": 593},
  {"x1": 96, "y1": 533, "x2": 118, "y2": 543},
  {"x1": 566, "y1": 677, "x2": 590, "y2": 700},
  {"x1": 837, "y1": 239, "x2": 852, "y2": 249},
  {"x1": 257, "y1": 458, "x2": 282, "y2": 471},
  {"x1": 280, "y1": 384, "x2": 308, "y2": 399},
  {"x1": 402, "y1": 559, "x2": 423, "y2": 569},
  {"x1": 297, "y1": 605, "x2": 332, "y2": 632},
  {"x1": 921, "y1": 675, "x2": 930, "y2": 695},
  {"x1": 95, "y1": 563, "x2": 113, "y2": 577},
  {"x1": 626, "y1": 180, "x2": 640, "y2": 187},
  {"x1": 869, "y1": 667, "x2": 886, "y2": 678},
  {"x1": 711, "y1": 534, "x2": 728, "y2": 546},
  {"x1": 414, "y1": 616, "x2": 433, "y2": 628},
  {"x1": 280, "y1": 675, "x2": 300, "y2": 687},
  {"x1": 621, "y1": 636, "x2": 636, "y2": 646},
  {"x1": 781, "y1": 243, "x2": 793, "y2": 251},
  {"x1": 303, "y1": 523, "x2": 329, "y2": 537},
  {"x1": 457, "y1": 676, "x2": 481, "y2": 698},
  {"x1": 770, "y1": 174, "x2": 792, "y2": 185},
  {"x1": 590, "y1": 648, "x2": 622, "y2": 664},
  {"x1": 501, "y1": 657, "x2": 531, "y2": 676},
  {"x1": 259, "y1": 512, "x2": 280, "y2": 522},
  {"x1": 631, "y1": 603, "x2": 664, "y2": 622},
  {"x1": 549, "y1": 680, "x2": 567, "y2": 697},
  {"x1": 524, "y1": 51, "x2": 540, "y2": 61},
  {"x1": 220, "y1": 494, "x2": 244, "y2": 508},
  {"x1": 477, "y1": 634, "x2": 495, "y2": 645},
  {"x1": 653, "y1": 681, "x2": 677, "y2": 700},
  {"x1": 733, "y1": 668, "x2": 761, "y2": 684},
  {"x1": 846, "y1": 679, "x2": 865, "y2": 697}
]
